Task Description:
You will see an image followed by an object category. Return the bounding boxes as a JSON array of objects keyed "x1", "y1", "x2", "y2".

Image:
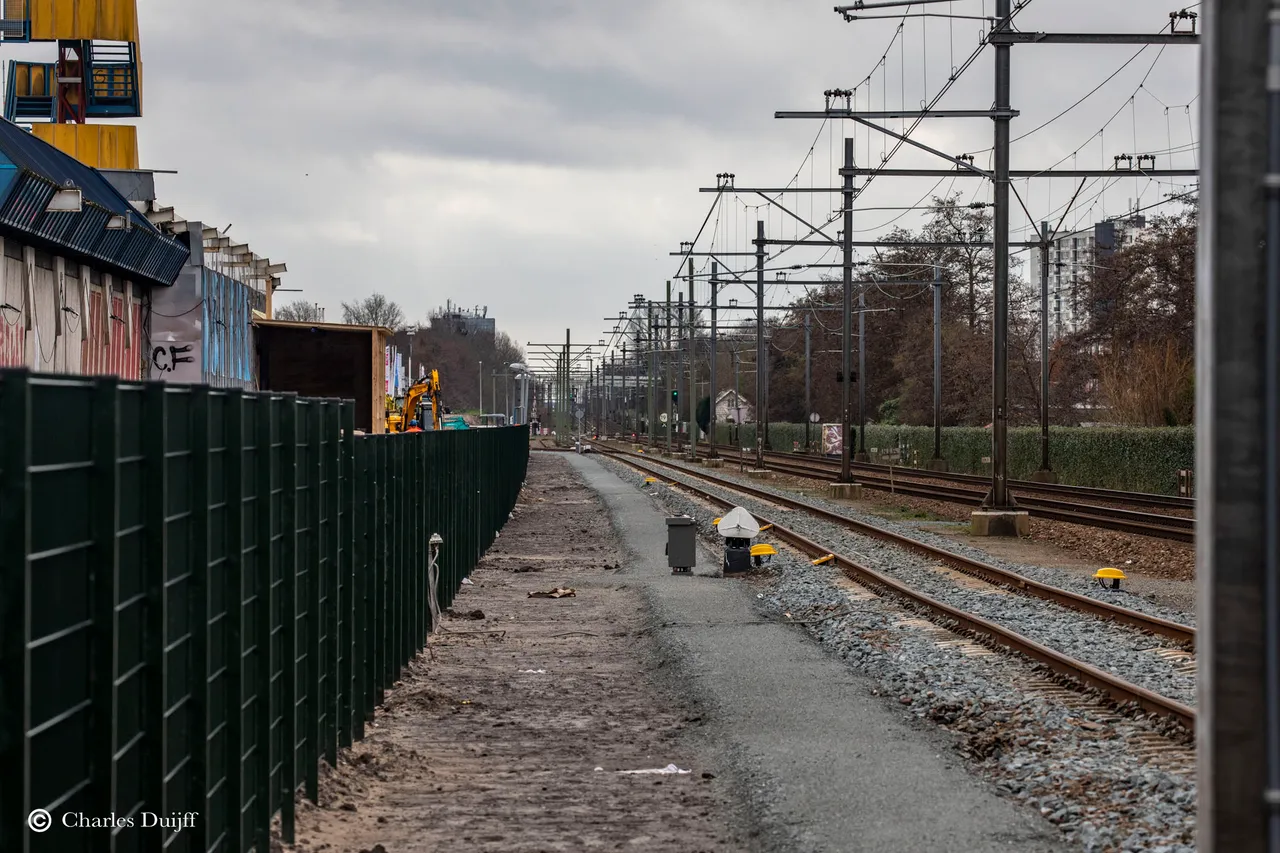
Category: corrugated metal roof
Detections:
[
  {"x1": 0, "y1": 118, "x2": 188, "y2": 286},
  {"x1": 254, "y1": 319, "x2": 396, "y2": 336}
]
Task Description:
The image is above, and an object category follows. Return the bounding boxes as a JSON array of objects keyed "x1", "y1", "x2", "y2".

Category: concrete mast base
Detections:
[{"x1": 970, "y1": 511, "x2": 1030, "y2": 537}]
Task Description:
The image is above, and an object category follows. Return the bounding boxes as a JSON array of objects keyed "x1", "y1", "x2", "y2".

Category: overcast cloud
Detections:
[{"x1": 116, "y1": 0, "x2": 1199, "y2": 359}]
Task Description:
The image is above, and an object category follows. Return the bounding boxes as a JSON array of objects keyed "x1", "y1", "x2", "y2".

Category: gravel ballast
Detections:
[
  {"x1": 607, "y1": 455, "x2": 1196, "y2": 707},
  {"x1": 647, "y1": 453, "x2": 1195, "y2": 627},
  {"x1": 593, "y1": 453, "x2": 1197, "y2": 853}
]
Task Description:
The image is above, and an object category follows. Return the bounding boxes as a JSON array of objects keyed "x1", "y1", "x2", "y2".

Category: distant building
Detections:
[
  {"x1": 1035, "y1": 215, "x2": 1149, "y2": 341},
  {"x1": 715, "y1": 389, "x2": 754, "y2": 424},
  {"x1": 429, "y1": 300, "x2": 495, "y2": 337}
]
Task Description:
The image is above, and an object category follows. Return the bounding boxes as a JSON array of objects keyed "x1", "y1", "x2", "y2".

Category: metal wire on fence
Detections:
[{"x1": 0, "y1": 369, "x2": 529, "y2": 853}]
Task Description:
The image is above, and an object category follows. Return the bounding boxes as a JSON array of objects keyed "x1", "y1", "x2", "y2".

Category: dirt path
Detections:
[{"x1": 278, "y1": 453, "x2": 741, "y2": 853}]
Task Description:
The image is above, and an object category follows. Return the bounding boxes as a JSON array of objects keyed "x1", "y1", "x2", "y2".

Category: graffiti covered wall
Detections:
[
  {"x1": 150, "y1": 224, "x2": 262, "y2": 388},
  {"x1": 0, "y1": 238, "x2": 144, "y2": 378}
]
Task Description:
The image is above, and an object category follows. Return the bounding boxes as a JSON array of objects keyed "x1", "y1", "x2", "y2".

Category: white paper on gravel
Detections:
[{"x1": 603, "y1": 764, "x2": 692, "y2": 775}]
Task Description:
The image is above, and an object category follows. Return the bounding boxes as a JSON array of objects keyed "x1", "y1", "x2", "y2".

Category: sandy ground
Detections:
[{"x1": 276, "y1": 454, "x2": 742, "y2": 853}]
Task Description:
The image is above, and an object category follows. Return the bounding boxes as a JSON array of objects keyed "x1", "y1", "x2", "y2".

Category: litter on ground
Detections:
[
  {"x1": 616, "y1": 764, "x2": 692, "y2": 775},
  {"x1": 528, "y1": 587, "x2": 577, "y2": 599}
]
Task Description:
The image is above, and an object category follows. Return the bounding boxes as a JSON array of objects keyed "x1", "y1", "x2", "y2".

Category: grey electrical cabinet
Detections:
[{"x1": 665, "y1": 516, "x2": 697, "y2": 572}]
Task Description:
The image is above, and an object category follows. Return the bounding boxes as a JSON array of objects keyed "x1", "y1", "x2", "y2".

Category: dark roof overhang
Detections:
[{"x1": 0, "y1": 119, "x2": 189, "y2": 287}]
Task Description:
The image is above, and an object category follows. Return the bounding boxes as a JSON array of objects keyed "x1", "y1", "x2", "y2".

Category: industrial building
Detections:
[{"x1": 429, "y1": 300, "x2": 496, "y2": 337}]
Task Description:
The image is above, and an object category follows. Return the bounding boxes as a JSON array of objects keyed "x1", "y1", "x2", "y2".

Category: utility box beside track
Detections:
[{"x1": 666, "y1": 516, "x2": 697, "y2": 574}]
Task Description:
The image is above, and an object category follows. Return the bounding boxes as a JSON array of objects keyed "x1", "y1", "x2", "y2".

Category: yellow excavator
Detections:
[{"x1": 386, "y1": 369, "x2": 445, "y2": 432}]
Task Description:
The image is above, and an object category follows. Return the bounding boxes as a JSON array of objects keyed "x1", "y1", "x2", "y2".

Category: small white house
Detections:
[{"x1": 715, "y1": 389, "x2": 754, "y2": 424}]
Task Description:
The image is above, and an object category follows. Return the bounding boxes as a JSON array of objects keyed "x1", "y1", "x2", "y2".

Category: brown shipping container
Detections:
[{"x1": 255, "y1": 319, "x2": 392, "y2": 433}]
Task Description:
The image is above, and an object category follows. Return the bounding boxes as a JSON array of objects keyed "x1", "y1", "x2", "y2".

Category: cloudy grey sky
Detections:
[{"x1": 110, "y1": 1, "x2": 1198, "y2": 358}]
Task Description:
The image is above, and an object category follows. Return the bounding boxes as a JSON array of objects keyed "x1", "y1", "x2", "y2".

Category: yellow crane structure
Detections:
[
  {"x1": 387, "y1": 369, "x2": 444, "y2": 432},
  {"x1": 2, "y1": 0, "x2": 145, "y2": 171}
]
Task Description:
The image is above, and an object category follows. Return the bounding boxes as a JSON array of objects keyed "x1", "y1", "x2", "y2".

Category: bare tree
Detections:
[
  {"x1": 342, "y1": 293, "x2": 406, "y2": 330},
  {"x1": 1096, "y1": 339, "x2": 1194, "y2": 426},
  {"x1": 273, "y1": 299, "x2": 325, "y2": 322}
]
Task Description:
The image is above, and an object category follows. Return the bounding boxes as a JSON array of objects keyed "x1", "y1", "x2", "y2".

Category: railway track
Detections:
[
  {"x1": 648, "y1": 440, "x2": 1193, "y2": 543},
  {"x1": 660, "y1": 439, "x2": 1193, "y2": 511},
  {"x1": 593, "y1": 443, "x2": 1197, "y2": 731}
]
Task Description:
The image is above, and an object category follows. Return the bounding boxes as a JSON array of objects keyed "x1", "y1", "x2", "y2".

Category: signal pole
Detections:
[
  {"x1": 648, "y1": 301, "x2": 658, "y2": 446},
  {"x1": 665, "y1": 282, "x2": 673, "y2": 454},
  {"x1": 710, "y1": 261, "x2": 720, "y2": 459},
  {"x1": 841, "y1": 137, "x2": 855, "y2": 481},
  {"x1": 677, "y1": 291, "x2": 685, "y2": 444},
  {"x1": 930, "y1": 263, "x2": 947, "y2": 471},
  {"x1": 1034, "y1": 219, "x2": 1056, "y2": 482},
  {"x1": 688, "y1": 258, "x2": 697, "y2": 459},
  {"x1": 804, "y1": 312, "x2": 812, "y2": 453},
  {"x1": 754, "y1": 219, "x2": 765, "y2": 471},
  {"x1": 856, "y1": 283, "x2": 869, "y2": 461},
  {"x1": 986, "y1": 0, "x2": 1015, "y2": 512}
]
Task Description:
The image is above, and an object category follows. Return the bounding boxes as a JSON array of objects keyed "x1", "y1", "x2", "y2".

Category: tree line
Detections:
[{"x1": 755, "y1": 193, "x2": 1196, "y2": 429}]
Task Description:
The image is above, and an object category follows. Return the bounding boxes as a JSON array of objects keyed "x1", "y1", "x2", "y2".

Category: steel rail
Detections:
[
  {"x1": 762, "y1": 458, "x2": 1194, "y2": 542},
  {"x1": 768, "y1": 450, "x2": 1194, "y2": 511},
  {"x1": 659, "y1": 439, "x2": 1193, "y2": 541},
  {"x1": 597, "y1": 446, "x2": 1196, "y2": 730},
  {"x1": 601, "y1": 444, "x2": 1194, "y2": 644},
  {"x1": 764, "y1": 451, "x2": 1194, "y2": 511},
  {"x1": 667, "y1": 438, "x2": 1193, "y2": 510}
]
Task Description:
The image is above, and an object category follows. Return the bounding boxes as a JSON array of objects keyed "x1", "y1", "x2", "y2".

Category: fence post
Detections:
[
  {"x1": 224, "y1": 388, "x2": 246, "y2": 853},
  {"x1": 0, "y1": 370, "x2": 31, "y2": 853},
  {"x1": 88, "y1": 377, "x2": 120, "y2": 839},
  {"x1": 375, "y1": 437, "x2": 388, "y2": 706},
  {"x1": 344, "y1": 405, "x2": 362, "y2": 744},
  {"x1": 141, "y1": 382, "x2": 169, "y2": 846},
  {"x1": 324, "y1": 401, "x2": 341, "y2": 767},
  {"x1": 395, "y1": 436, "x2": 408, "y2": 676},
  {"x1": 302, "y1": 401, "x2": 320, "y2": 803},
  {"x1": 190, "y1": 385, "x2": 212, "y2": 852},
  {"x1": 415, "y1": 432, "x2": 427, "y2": 651},
  {"x1": 252, "y1": 395, "x2": 274, "y2": 852},
  {"x1": 279, "y1": 394, "x2": 299, "y2": 842}
]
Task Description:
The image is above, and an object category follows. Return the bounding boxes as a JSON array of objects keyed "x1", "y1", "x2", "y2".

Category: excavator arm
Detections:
[
  {"x1": 427, "y1": 370, "x2": 443, "y2": 430},
  {"x1": 394, "y1": 369, "x2": 444, "y2": 432}
]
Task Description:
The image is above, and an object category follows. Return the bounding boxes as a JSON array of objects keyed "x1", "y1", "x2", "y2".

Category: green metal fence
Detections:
[{"x1": 0, "y1": 369, "x2": 529, "y2": 853}]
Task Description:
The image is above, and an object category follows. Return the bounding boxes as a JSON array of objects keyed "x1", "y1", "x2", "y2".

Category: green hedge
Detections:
[{"x1": 712, "y1": 422, "x2": 1194, "y2": 495}]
